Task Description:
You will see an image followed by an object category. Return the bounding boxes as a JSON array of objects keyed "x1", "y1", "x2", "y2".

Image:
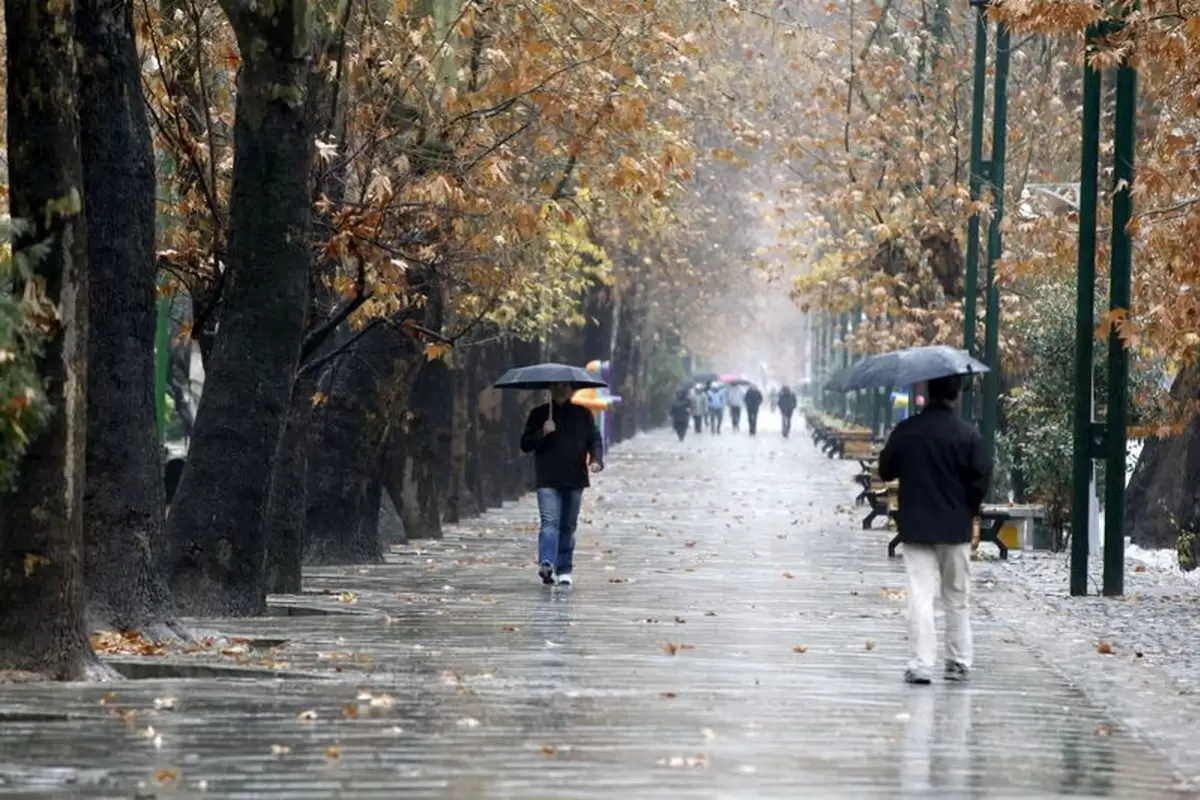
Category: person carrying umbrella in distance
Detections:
[{"x1": 494, "y1": 363, "x2": 605, "y2": 587}]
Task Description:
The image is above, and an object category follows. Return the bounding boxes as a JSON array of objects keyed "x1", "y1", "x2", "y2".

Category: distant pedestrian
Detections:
[
  {"x1": 689, "y1": 385, "x2": 707, "y2": 433},
  {"x1": 706, "y1": 383, "x2": 726, "y2": 433},
  {"x1": 744, "y1": 384, "x2": 763, "y2": 435},
  {"x1": 878, "y1": 374, "x2": 991, "y2": 685},
  {"x1": 777, "y1": 385, "x2": 796, "y2": 437},
  {"x1": 669, "y1": 389, "x2": 691, "y2": 441},
  {"x1": 727, "y1": 382, "x2": 746, "y2": 431},
  {"x1": 768, "y1": 387, "x2": 779, "y2": 411},
  {"x1": 520, "y1": 383, "x2": 604, "y2": 587}
]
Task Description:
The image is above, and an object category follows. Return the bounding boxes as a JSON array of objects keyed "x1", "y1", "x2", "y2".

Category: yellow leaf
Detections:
[
  {"x1": 310, "y1": 392, "x2": 328, "y2": 407},
  {"x1": 23, "y1": 554, "x2": 50, "y2": 577},
  {"x1": 424, "y1": 342, "x2": 452, "y2": 362}
]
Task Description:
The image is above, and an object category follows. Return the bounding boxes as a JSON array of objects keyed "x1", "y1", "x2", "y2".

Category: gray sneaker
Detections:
[
  {"x1": 945, "y1": 660, "x2": 970, "y2": 682},
  {"x1": 904, "y1": 668, "x2": 932, "y2": 685}
]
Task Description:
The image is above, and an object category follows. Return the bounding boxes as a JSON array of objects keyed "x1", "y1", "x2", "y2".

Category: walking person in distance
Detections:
[
  {"x1": 690, "y1": 384, "x2": 707, "y2": 433},
  {"x1": 670, "y1": 388, "x2": 692, "y2": 441},
  {"x1": 727, "y1": 382, "x2": 746, "y2": 431},
  {"x1": 706, "y1": 383, "x2": 726, "y2": 433},
  {"x1": 520, "y1": 383, "x2": 605, "y2": 586},
  {"x1": 744, "y1": 384, "x2": 764, "y2": 435},
  {"x1": 776, "y1": 384, "x2": 797, "y2": 437},
  {"x1": 878, "y1": 374, "x2": 991, "y2": 684}
]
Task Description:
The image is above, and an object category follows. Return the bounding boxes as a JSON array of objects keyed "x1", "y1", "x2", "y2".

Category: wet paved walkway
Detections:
[{"x1": 0, "y1": 416, "x2": 1194, "y2": 798}]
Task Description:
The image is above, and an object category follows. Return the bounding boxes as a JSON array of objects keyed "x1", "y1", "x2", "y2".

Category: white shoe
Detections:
[{"x1": 556, "y1": 573, "x2": 573, "y2": 586}]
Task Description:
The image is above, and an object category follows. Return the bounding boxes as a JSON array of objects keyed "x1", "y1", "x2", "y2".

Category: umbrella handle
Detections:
[{"x1": 548, "y1": 391, "x2": 553, "y2": 423}]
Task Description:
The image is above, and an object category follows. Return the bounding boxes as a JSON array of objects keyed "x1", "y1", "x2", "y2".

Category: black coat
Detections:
[
  {"x1": 669, "y1": 397, "x2": 691, "y2": 425},
  {"x1": 777, "y1": 390, "x2": 797, "y2": 414},
  {"x1": 744, "y1": 388, "x2": 763, "y2": 410},
  {"x1": 878, "y1": 402, "x2": 991, "y2": 545},
  {"x1": 521, "y1": 402, "x2": 603, "y2": 490}
]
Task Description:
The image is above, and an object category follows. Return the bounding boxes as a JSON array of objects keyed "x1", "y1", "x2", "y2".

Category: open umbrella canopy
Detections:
[
  {"x1": 826, "y1": 345, "x2": 989, "y2": 393},
  {"x1": 720, "y1": 374, "x2": 752, "y2": 386},
  {"x1": 493, "y1": 362, "x2": 608, "y2": 390},
  {"x1": 687, "y1": 371, "x2": 720, "y2": 385}
]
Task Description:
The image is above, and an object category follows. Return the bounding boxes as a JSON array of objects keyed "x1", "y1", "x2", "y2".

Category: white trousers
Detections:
[{"x1": 903, "y1": 542, "x2": 972, "y2": 671}]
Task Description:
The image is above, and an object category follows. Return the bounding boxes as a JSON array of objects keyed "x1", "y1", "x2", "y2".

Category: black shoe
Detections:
[
  {"x1": 904, "y1": 668, "x2": 932, "y2": 685},
  {"x1": 944, "y1": 660, "x2": 970, "y2": 682},
  {"x1": 538, "y1": 561, "x2": 555, "y2": 585}
]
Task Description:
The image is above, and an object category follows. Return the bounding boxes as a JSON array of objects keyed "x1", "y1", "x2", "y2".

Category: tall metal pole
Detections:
[
  {"x1": 980, "y1": 21, "x2": 1011, "y2": 464},
  {"x1": 1069, "y1": 27, "x2": 1103, "y2": 597},
  {"x1": 1104, "y1": 49, "x2": 1137, "y2": 597},
  {"x1": 962, "y1": 3, "x2": 988, "y2": 423},
  {"x1": 840, "y1": 313, "x2": 851, "y2": 419}
]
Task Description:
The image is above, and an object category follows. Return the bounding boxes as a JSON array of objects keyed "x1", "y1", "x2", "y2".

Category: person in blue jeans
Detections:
[{"x1": 520, "y1": 382, "x2": 604, "y2": 586}]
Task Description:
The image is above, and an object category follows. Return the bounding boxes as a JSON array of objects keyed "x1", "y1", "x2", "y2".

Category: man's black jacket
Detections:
[
  {"x1": 744, "y1": 388, "x2": 763, "y2": 410},
  {"x1": 520, "y1": 402, "x2": 603, "y2": 490},
  {"x1": 878, "y1": 402, "x2": 992, "y2": 546}
]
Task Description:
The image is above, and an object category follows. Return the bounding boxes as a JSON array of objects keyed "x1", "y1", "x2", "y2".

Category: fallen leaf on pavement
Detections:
[
  {"x1": 502, "y1": 626, "x2": 520, "y2": 633},
  {"x1": 541, "y1": 745, "x2": 557, "y2": 756},
  {"x1": 337, "y1": 592, "x2": 358, "y2": 604},
  {"x1": 792, "y1": 645, "x2": 808, "y2": 654},
  {"x1": 1095, "y1": 724, "x2": 1114, "y2": 736},
  {"x1": 782, "y1": 572, "x2": 794, "y2": 579},
  {"x1": 661, "y1": 692, "x2": 678, "y2": 698},
  {"x1": 271, "y1": 744, "x2": 291, "y2": 755},
  {"x1": 704, "y1": 611, "x2": 717, "y2": 616},
  {"x1": 153, "y1": 769, "x2": 178, "y2": 784},
  {"x1": 865, "y1": 639, "x2": 877, "y2": 651},
  {"x1": 1134, "y1": 565, "x2": 1147, "y2": 572},
  {"x1": 342, "y1": 704, "x2": 359, "y2": 719},
  {"x1": 297, "y1": 709, "x2": 319, "y2": 721},
  {"x1": 325, "y1": 745, "x2": 342, "y2": 759},
  {"x1": 1097, "y1": 641, "x2": 1115, "y2": 655},
  {"x1": 153, "y1": 697, "x2": 177, "y2": 711},
  {"x1": 457, "y1": 717, "x2": 481, "y2": 728}
]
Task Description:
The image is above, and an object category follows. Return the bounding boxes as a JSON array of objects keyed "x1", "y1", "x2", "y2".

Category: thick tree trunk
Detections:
[
  {"x1": 304, "y1": 326, "x2": 417, "y2": 564},
  {"x1": 475, "y1": 340, "x2": 507, "y2": 509},
  {"x1": 1126, "y1": 362, "x2": 1200, "y2": 565},
  {"x1": 77, "y1": 0, "x2": 181, "y2": 637},
  {"x1": 388, "y1": 358, "x2": 449, "y2": 540},
  {"x1": 263, "y1": 372, "x2": 313, "y2": 594},
  {"x1": 166, "y1": 19, "x2": 314, "y2": 616},
  {"x1": 0, "y1": 0, "x2": 106, "y2": 680}
]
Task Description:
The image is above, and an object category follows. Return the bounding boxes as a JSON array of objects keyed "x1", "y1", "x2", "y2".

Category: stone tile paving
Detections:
[{"x1": 0, "y1": 416, "x2": 1194, "y2": 798}]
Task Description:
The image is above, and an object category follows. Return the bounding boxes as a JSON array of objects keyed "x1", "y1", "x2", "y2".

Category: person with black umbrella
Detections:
[
  {"x1": 878, "y1": 374, "x2": 991, "y2": 685},
  {"x1": 519, "y1": 382, "x2": 604, "y2": 586}
]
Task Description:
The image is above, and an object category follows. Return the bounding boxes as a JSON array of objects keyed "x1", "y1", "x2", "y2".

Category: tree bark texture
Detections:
[
  {"x1": 77, "y1": 0, "x2": 181, "y2": 636},
  {"x1": 1126, "y1": 362, "x2": 1200, "y2": 564},
  {"x1": 166, "y1": 12, "x2": 314, "y2": 616},
  {"x1": 263, "y1": 371, "x2": 313, "y2": 594},
  {"x1": 305, "y1": 325, "x2": 418, "y2": 564},
  {"x1": 0, "y1": 0, "x2": 103, "y2": 679}
]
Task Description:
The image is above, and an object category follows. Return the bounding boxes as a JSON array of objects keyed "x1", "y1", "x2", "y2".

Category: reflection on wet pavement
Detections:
[{"x1": 0, "y1": 417, "x2": 1192, "y2": 798}]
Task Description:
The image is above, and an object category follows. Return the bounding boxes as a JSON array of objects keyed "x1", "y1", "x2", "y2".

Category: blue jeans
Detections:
[{"x1": 537, "y1": 488, "x2": 583, "y2": 574}]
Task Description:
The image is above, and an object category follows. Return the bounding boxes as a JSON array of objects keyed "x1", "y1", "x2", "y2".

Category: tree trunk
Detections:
[
  {"x1": 1126, "y1": 362, "x2": 1200, "y2": 564},
  {"x1": 388, "y1": 357, "x2": 449, "y2": 540},
  {"x1": 166, "y1": 13, "x2": 314, "y2": 616},
  {"x1": 0, "y1": 0, "x2": 106, "y2": 680},
  {"x1": 263, "y1": 371, "x2": 313, "y2": 594},
  {"x1": 77, "y1": 0, "x2": 181, "y2": 637},
  {"x1": 304, "y1": 326, "x2": 417, "y2": 564},
  {"x1": 475, "y1": 339, "x2": 507, "y2": 509}
]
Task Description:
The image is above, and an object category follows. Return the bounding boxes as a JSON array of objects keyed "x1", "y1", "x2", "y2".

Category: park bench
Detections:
[
  {"x1": 885, "y1": 502, "x2": 1047, "y2": 559},
  {"x1": 822, "y1": 426, "x2": 874, "y2": 459}
]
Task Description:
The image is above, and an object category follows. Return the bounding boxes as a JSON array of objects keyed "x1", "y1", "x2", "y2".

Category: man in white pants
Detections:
[{"x1": 879, "y1": 374, "x2": 991, "y2": 684}]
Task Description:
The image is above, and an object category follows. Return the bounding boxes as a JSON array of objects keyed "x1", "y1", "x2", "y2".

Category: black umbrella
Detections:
[
  {"x1": 687, "y1": 371, "x2": 719, "y2": 385},
  {"x1": 493, "y1": 362, "x2": 608, "y2": 421},
  {"x1": 825, "y1": 345, "x2": 989, "y2": 392}
]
